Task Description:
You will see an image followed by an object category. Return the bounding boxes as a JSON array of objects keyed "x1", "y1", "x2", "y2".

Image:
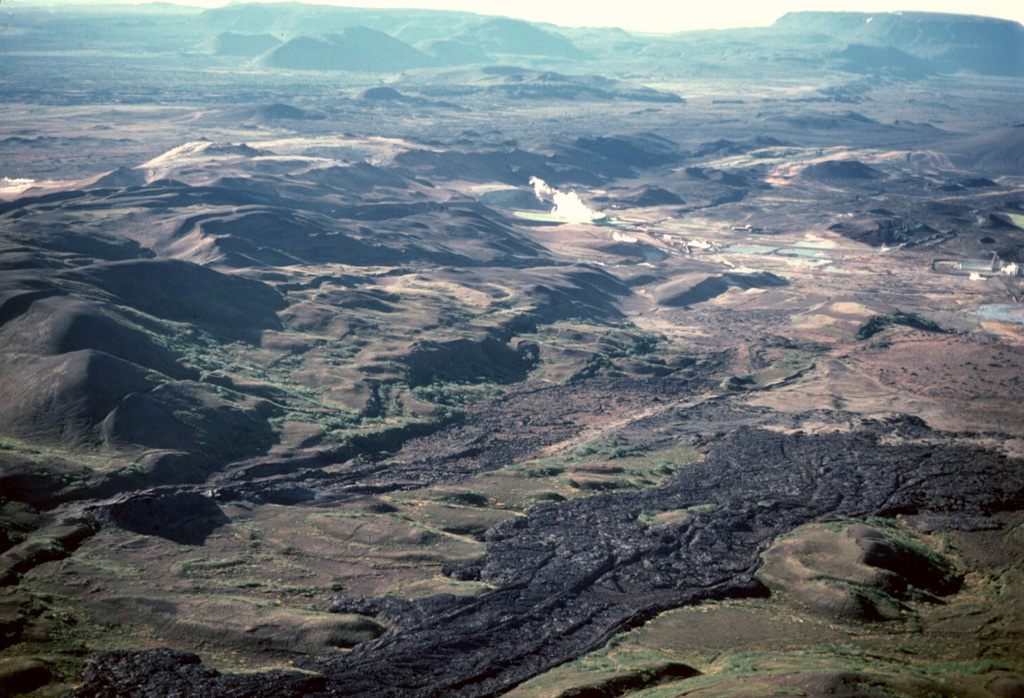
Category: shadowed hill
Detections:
[
  {"x1": 262, "y1": 27, "x2": 432, "y2": 72},
  {"x1": 393, "y1": 146, "x2": 603, "y2": 186},
  {"x1": 89, "y1": 166, "x2": 147, "y2": 189},
  {"x1": 0, "y1": 350, "x2": 160, "y2": 446},
  {"x1": 801, "y1": 159, "x2": 884, "y2": 181},
  {"x1": 556, "y1": 133, "x2": 685, "y2": 179},
  {"x1": 656, "y1": 272, "x2": 789, "y2": 307},
  {"x1": 831, "y1": 44, "x2": 936, "y2": 78},
  {"x1": 61, "y1": 259, "x2": 286, "y2": 336},
  {"x1": 943, "y1": 124, "x2": 1024, "y2": 175},
  {"x1": 101, "y1": 381, "x2": 279, "y2": 460},
  {"x1": 614, "y1": 186, "x2": 685, "y2": 207},
  {"x1": 0, "y1": 297, "x2": 193, "y2": 380},
  {"x1": 454, "y1": 17, "x2": 585, "y2": 60},
  {"x1": 295, "y1": 162, "x2": 412, "y2": 193},
  {"x1": 415, "y1": 39, "x2": 490, "y2": 66}
]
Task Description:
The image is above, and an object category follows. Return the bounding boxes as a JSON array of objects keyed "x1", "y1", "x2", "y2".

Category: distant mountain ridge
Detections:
[
  {"x1": 198, "y1": 2, "x2": 483, "y2": 43},
  {"x1": 774, "y1": 11, "x2": 1024, "y2": 75},
  {"x1": 202, "y1": 4, "x2": 588, "y2": 70},
  {"x1": 4, "y1": 3, "x2": 1021, "y2": 76}
]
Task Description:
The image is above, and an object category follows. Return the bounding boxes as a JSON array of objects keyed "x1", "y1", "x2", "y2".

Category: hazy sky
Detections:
[{"x1": 173, "y1": 0, "x2": 1024, "y2": 32}]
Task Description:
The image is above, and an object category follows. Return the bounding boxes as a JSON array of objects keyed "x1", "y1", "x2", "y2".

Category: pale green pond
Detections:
[{"x1": 973, "y1": 304, "x2": 1024, "y2": 325}]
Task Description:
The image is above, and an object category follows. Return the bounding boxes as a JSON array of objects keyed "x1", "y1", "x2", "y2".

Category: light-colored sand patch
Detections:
[
  {"x1": 790, "y1": 313, "x2": 836, "y2": 330},
  {"x1": 830, "y1": 301, "x2": 875, "y2": 316}
]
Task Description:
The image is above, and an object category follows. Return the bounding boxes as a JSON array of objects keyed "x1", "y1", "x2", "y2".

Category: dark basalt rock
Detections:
[
  {"x1": 362, "y1": 86, "x2": 405, "y2": 101},
  {"x1": 71, "y1": 417, "x2": 1024, "y2": 697},
  {"x1": 557, "y1": 661, "x2": 701, "y2": 697},
  {"x1": 101, "y1": 491, "x2": 230, "y2": 545},
  {"x1": 857, "y1": 312, "x2": 949, "y2": 339},
  {"x1": 403, "y1": 336, "x2": 536, "y2": 387},
  {"x1": 828, "y1": 216, "x2": 939, "y2": 247},
  {"x1": 71, "y1": 648, "x2": 325, "y2": 698}
]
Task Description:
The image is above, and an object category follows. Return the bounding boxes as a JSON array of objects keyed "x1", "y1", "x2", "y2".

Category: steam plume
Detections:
[{"x1": 529, "y1": 176, "x2": 605, "y2": 223}]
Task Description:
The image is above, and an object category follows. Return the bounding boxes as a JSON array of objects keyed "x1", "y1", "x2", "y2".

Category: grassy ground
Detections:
[{"x1": 508, "y1": 514, "x2": 1024, "y2": 698}]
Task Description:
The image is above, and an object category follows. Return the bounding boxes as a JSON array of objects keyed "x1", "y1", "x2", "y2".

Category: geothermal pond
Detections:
[{"x1": 973, "y1": 304, "x2": 1024, "y2": 325}]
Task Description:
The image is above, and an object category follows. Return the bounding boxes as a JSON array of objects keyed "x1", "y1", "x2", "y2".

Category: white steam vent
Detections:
[{"x1": 529, "y1": 176, "x2": 606, "y2": 223}]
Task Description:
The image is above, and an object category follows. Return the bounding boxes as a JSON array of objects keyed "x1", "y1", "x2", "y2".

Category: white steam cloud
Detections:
[
  {"x1": 0, "y1": 177, "x2": 36, "y2": 195},
  {"x1": 529, "y1": 176, "x2": 605, "y2": 223}
]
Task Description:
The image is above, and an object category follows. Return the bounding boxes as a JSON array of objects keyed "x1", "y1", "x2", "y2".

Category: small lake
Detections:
[
  {"x1": 973, "y1": 304, "x2": 1024, "y2": 325},
  {"x1": 726, "y1": 245, "x2": 777, "y2": 254},
  {"x1": 791, "y1": 240, "x2": 835, "y2": 250},
  {"x1": 776, "y1": 247, "x2": 827, "y2": 259},
  {"x1": 961, "y1": 261, "x2": 994, "y2": 272}
]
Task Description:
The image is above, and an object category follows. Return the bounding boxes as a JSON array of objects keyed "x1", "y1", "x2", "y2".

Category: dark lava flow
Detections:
[
  {"x1": 70, "y1": 415, "x2": 1024, "y2": 697},
  {"x1": 204, "y1": 374, "x2": 714, "y2": 503}
]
